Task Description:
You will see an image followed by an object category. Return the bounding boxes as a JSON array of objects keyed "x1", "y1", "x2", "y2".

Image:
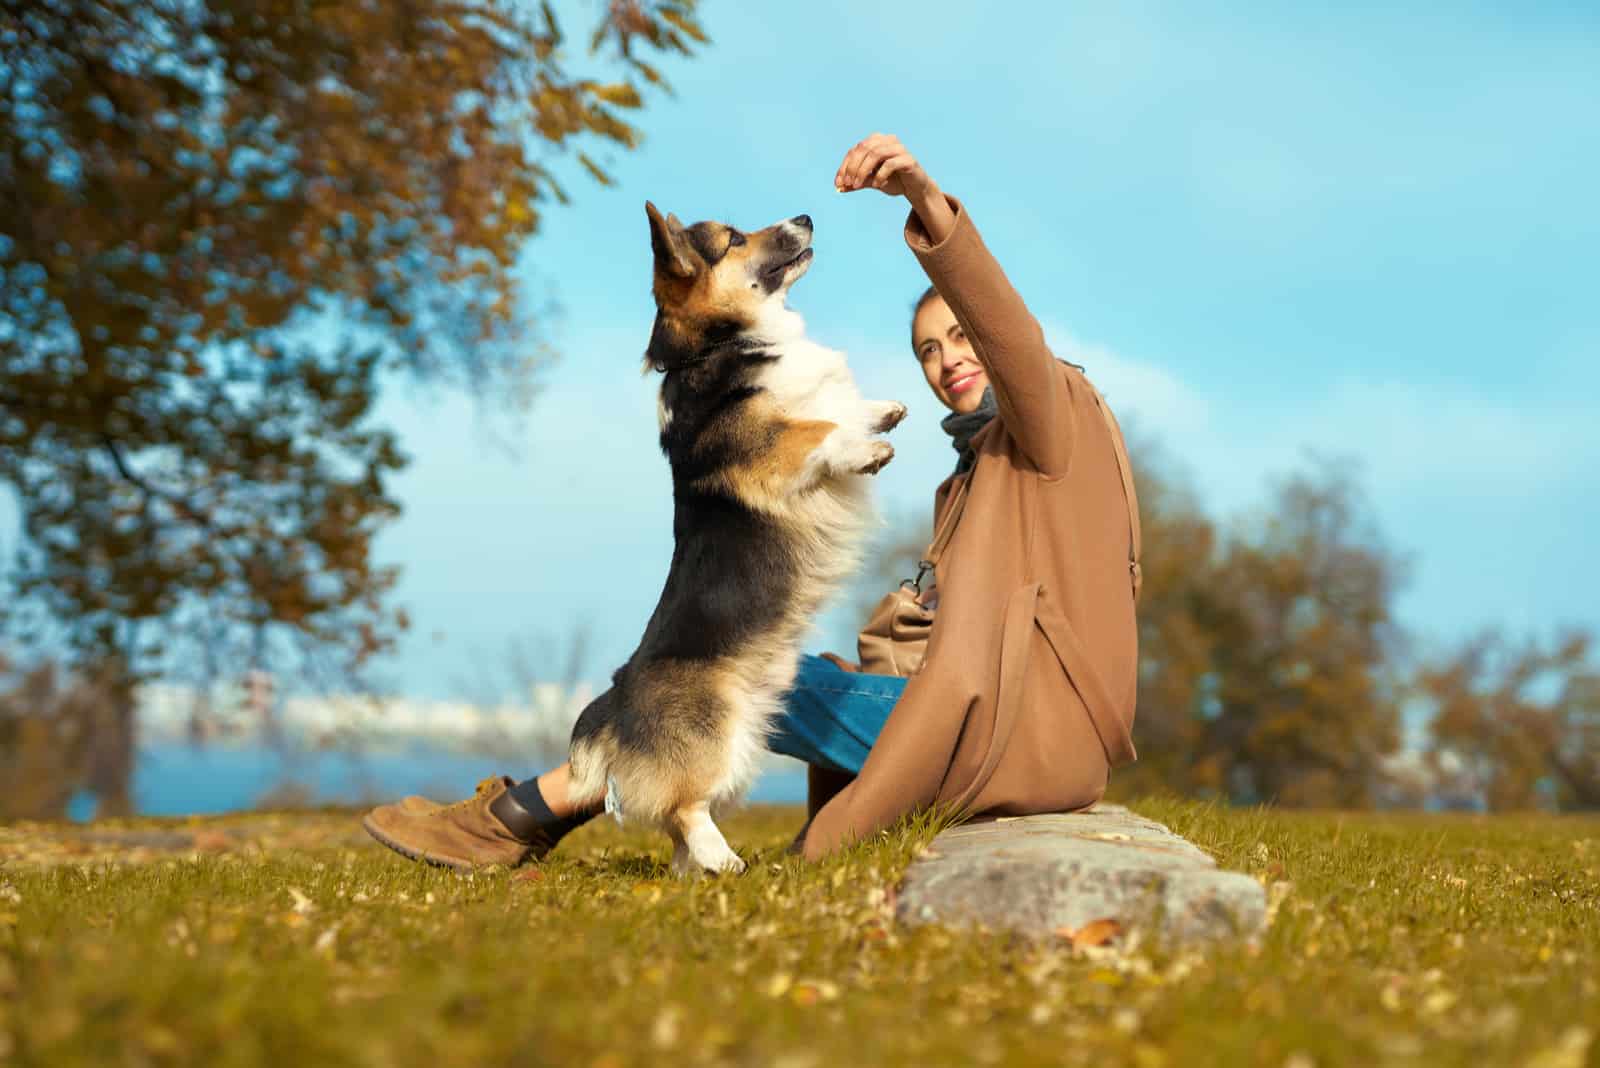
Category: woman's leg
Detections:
[
  {"x1": 506, "y1": 763, "x2": 595, "y2": 820},
  {"x1": 769, "y1": 654, "x2": 908, "y2": 777}
]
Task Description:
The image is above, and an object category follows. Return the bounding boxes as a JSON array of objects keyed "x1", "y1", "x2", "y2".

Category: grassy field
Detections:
[{"x1": 0, "y1": 798, "x2": 1596, "y2": 1067}]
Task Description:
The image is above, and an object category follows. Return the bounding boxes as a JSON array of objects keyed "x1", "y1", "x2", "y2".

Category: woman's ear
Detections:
[{"x1": 645, "y1": 201, "x2": 695, "y2": 279}]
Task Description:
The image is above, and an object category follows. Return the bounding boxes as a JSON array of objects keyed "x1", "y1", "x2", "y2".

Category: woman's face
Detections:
[{"x1": 913, "y1": 295, "x2": 989, "y2": 414}]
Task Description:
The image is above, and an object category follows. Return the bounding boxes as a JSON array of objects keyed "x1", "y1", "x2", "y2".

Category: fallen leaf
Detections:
[
  {"x1": 1055, "y1": 917, "x2": 1123, "y2": 949},
  {"x1": 791, "y1": 979, "x2": 839, "y2": 1005},
  {"x1": 513, "y1": 868, "x2": 544, "y2": 883},
  {"x1": 287, "y1": 887, "x2": 315, "y2": 915}
]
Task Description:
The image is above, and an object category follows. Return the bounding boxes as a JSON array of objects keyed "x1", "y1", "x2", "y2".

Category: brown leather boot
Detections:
[{"x1": 362, "y1": 776, "x2": 560, "y2": 871}]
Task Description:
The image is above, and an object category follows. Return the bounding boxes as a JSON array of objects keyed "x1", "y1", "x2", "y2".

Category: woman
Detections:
[{"x1": 362, "y1": 134, "x2": 1142, "y2": 869}]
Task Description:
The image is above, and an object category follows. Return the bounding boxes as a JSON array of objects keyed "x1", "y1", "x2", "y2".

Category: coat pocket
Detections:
[
  {"x1": 946, "y1": 582, "x2": 1039, "y2": 814},
  {"x1": 1032, "y1": 593, "x2": 1138, "y2": 768}
]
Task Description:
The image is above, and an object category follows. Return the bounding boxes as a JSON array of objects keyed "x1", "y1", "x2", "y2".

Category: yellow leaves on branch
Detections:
[
  {"x1": 588, "y1": 82, "x2": 644, "y2": 108},
  {"x1": 2, "y1": 0, "x2": 709, "y2": 686},
  {"x1": 658, "y1": 7, "x2": 709, "y2": 44}
]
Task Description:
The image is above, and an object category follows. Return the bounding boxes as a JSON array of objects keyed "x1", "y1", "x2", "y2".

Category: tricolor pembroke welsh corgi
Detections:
[{"x1": 567, "y1": 204, "x2": 905, "y2": 874}]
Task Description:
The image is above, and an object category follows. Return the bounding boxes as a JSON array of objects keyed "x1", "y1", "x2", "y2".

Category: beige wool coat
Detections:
[{"x1": 801, "y1": 196, "x2": 1142, "y2": 861}]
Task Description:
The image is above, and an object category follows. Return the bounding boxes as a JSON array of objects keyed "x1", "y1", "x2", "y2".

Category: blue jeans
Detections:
[{"x1": 766, "y1": 655, "x2": 907, "y2": 774}]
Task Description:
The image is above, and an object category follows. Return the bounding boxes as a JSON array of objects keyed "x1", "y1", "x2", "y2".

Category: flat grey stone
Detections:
[{"x1": 895, "y1": 804, "x2": 1265, "y2": 946}]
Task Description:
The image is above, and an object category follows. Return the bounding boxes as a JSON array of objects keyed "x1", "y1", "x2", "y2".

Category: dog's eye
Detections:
[{"x1": 727, "y1": 231, "x2": 746, "y2": 248}]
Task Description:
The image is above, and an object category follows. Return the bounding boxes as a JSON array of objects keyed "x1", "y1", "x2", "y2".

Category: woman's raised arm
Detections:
[{"x1": 836, "y1": 134, "x2": 1075, "y2": 475}]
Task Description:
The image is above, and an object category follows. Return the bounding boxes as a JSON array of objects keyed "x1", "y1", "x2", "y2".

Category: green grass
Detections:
[{"x1": 1, "y1": 800, "x2": 1596, "y2": 1067}]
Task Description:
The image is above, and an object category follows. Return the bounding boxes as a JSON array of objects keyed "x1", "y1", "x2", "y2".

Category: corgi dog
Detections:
[{"x1": 567, "y1": 203, "x2": 905, "y2": 874}]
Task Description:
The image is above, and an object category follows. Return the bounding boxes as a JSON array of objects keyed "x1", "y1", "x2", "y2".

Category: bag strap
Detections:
[
  {"x1": 1087, "y1": 383, "x2": 1143, "y2": 601},
  {"x1": 909, "y1": 474, "x2": 973, "y2": 592}
]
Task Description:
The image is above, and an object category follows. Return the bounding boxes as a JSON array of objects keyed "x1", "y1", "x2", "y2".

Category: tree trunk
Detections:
[{"x1": 88, "y1": 667, "x2": 138, "y2": 819}]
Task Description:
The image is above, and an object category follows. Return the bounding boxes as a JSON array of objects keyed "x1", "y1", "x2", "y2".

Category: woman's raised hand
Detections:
[
  {"x1": 834, "y1": 132, "x2": 956, "y2": 243},
  {"x1": 834, "y1": 133, "x2": 931, "y2": 199}
]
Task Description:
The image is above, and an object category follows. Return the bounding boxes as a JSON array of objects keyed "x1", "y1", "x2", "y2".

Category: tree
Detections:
[
  {"x1": 1118, "y1": 447, "x2": 1407, "y2": 807},
  {"x1": 1420, "y1": 629, "x2": 1600, "y2": 811},
  {"x1": 0, "y1": 0, "x2": 706, "y2": 814},
  {"x1": 0, "y1": 650, "x2": 120, "y2": 820},
  {"x1": 1206, "y1": 462, "x2": 1407, "y2": 807}
]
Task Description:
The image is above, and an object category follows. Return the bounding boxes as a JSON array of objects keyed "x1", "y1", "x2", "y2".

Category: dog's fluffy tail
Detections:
[{"x1": 566, "y1": 689, "x2": 616, "y2": 808}]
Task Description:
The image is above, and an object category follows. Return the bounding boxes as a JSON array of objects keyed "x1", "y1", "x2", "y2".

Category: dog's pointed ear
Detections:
[{"x1": 646, "y1": 201, "x2": 695, "y2": 279}]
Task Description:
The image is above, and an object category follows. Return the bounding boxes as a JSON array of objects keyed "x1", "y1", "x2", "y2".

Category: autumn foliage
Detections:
[
  {"x1": 0, "y1": 2, "x2": 702, "y2": 672},
  {"x1": 0, "y1": 0, "x2": 704, "y2": 814},
  {"x1": 1418, "y1": 630, "x2": 1600, "y2": 811},
  {"x1": 1108, "y1": 448, "x2": 1408, "y2": 807}
]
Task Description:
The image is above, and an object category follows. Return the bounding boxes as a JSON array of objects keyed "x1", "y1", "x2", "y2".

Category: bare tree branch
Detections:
[{"x1": 100, "y1": 433, "x2": 215, "y2": 530}]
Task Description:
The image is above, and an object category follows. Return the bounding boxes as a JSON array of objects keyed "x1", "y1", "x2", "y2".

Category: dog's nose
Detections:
[{"x1": 789, "y1": 214, "x2": 813, "y2": 230}]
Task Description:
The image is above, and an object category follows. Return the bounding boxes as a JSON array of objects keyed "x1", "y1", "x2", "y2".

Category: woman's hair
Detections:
[{"x1": 910, "y1": 285, "x2": 941, "y2": 350}]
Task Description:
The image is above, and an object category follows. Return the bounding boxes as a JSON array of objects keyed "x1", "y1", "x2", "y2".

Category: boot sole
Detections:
[{"x1": 361, "y1": 814, "x2": 481, "y2": 873}]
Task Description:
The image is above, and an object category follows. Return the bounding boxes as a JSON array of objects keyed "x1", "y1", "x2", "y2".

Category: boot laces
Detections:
[{"x1": 439, "y1": 776, "x2": 504, "y2": 813}]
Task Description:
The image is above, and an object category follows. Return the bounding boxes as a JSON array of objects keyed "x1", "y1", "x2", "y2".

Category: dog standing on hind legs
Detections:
[{"x1": 567, "y1": 202, "x2": 905, "y2": 875}]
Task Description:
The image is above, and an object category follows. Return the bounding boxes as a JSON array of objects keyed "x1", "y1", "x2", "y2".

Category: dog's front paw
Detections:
[
  {"x1": 853, "y1": 440, "x2": 895, "y2": 476},
  {"x1": 870, "y1": 401, "x2": 908, "y2": 434}
]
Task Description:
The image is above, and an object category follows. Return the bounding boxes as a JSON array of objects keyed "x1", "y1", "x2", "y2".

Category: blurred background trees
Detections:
[
  {"x1": 1098, "y1": 446, "x2": 1409, "y2": 808},
  {"x1": 0, "y1": 0, "x2": 705, "y2": 814},
  {"x1": 1418, "y1": 629, "x2": 1600, "y2": 811},
  {"x1": 0, "y1": 651, "x2": 121, "y2": 819}
]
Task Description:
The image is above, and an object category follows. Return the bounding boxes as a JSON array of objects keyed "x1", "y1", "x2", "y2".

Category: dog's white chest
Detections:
[{"x1": 759, "y1": 341, "x2": 862, "y2": 422}]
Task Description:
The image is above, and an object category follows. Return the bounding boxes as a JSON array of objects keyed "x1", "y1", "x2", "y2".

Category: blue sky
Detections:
[
  {"x1": 6, "y1": 2, "x2": 1599, "y2": 704},
  {"x1": 366, "y1": 2, "x2": 1600, "y2": 698}
]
